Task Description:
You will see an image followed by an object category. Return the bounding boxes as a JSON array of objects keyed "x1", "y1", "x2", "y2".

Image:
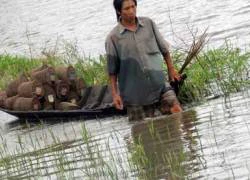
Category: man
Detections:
[{"x1": 105, "y1": 0, "x2": 182, "y2": 120}]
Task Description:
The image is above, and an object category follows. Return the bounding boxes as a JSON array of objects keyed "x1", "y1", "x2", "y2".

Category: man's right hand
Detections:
[
  {"x1": 109, "y1": 75, "x2": 123, "y2": 110},
  {"x1": 113, "y1": 94, "x2": 123, "y2": 110}
]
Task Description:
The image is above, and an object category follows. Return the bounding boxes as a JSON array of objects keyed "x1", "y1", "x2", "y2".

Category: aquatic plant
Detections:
[
  {"x1": 177, "y1": 42, "x2": 250, "y2": 103},
  {"x1": 0, "y1": 116, "x2": 193, "y2": 180},
  {"x1": 0, "y1": 121, "x2": 135, "y2": 179}
]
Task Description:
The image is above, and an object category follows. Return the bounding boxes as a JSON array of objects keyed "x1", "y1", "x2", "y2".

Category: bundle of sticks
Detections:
[{"x1": 170, "y1": 28, "x2": 208, "y2": 95}]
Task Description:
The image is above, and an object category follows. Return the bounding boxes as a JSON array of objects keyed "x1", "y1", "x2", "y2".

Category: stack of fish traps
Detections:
[{"x1": 0, "y1": 64, "x2": 113, "y2": 111}]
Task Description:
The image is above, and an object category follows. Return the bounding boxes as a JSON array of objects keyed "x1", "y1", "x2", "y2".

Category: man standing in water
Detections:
[{"x1": 105, "y1": 0, "x2": 182, "y2": 120}]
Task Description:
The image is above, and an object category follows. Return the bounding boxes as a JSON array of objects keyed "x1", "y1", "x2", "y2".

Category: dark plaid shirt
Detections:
[{"x1": 105, "y1": 17, "x2": 170, "y2": 106}]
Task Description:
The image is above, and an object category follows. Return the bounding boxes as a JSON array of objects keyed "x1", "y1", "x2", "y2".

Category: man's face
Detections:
[{"x1": 120, "y1": 0, "x2": 136, "y2": 22}]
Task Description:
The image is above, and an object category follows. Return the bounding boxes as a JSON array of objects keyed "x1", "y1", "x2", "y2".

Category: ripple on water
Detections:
[
  {"x1": 0, "y1": 90, "x2": 250, "y2": 179},
  {"x1": 1, "y1": 0, "x2": 250, "y2": 56}
]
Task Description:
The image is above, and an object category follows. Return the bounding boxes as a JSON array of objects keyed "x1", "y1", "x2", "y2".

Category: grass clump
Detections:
[
  {"x1": 0, "y1": 55, "x2": 39, "y2": 90},
  {"x1": 0, "y1": 54, "x2": 63, "y2": 90},
  {"x1": 74, "y1": 55, "x2": 108, "y2": 85},
  {"x1": 174, "y1": 43, "x2": 250, "y2": 103}
]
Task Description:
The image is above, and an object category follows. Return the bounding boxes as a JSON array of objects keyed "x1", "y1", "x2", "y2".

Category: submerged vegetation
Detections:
[{"x1": 0, "y1": 111, "x2": 197, "y2": 179}]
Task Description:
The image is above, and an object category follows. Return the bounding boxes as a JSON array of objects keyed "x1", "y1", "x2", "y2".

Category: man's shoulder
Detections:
[
  {"x1": 106, "y1": 24, "x2": 120, "y2": 41},
  {"x1": 138, "y1": 16, "x2": 154, "y2": 25},
  {"x1": 138, "y1": 16, "x2": 152, "y2": 21}
]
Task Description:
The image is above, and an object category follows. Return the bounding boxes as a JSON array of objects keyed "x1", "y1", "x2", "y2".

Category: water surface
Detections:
[
  {"x1": 0, "y1": 90, "x2": 250, "y2": 179},
  {"x1": 1, "y1": 0, "x2": 250, "y2": 57}
]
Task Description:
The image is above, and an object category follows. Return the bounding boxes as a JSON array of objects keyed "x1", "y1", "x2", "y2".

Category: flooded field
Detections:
[{"x1": 0, "y1": 89, "x2": 250, "y2": 179}]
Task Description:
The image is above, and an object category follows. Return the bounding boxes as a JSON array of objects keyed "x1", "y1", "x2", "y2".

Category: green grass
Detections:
[
  {"x1": 0, "y1": 41, "x2": 250, "y2": 102},
  {"x1": 74, "y1": 55, "x2": 109, "y2": 85},
  {"x1": 173, "y1": 43, "x2": 250, "y2": 103},
  {"x1": 0, "y1": 54, "x2": 63, "y2": 90}
]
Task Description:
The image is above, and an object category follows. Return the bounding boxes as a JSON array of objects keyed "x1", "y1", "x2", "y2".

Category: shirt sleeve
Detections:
[
  {"x1": 150, "y1": 19, "x2": 170, "y2": 56},
  {"x1": 105, "y1": 35, "x2": 120, "y2": 75}
]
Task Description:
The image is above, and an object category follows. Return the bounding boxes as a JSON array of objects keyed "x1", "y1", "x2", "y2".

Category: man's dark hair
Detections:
[{"x1": 113, "y1": 0, "x2": 137, "y2": 21}]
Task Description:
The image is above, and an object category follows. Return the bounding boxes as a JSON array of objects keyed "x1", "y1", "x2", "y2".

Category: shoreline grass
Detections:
[{"x1": 1, "y1": 42, "x2": 249, "y2": 103}]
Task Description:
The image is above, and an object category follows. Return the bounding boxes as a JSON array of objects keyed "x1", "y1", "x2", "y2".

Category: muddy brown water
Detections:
[{"x1": 0, "y1": 89, "x2": 250, "y2": 179}]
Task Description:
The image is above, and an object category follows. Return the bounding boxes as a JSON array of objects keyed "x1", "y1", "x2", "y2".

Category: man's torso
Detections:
[{"x1": 106, "y1": 17, "x2": 168, "y2": 106}]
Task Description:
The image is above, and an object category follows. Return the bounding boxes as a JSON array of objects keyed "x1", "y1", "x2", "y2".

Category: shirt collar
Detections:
[{"x1": 118, "y1": 17, "x2": 144, "y2": 34}]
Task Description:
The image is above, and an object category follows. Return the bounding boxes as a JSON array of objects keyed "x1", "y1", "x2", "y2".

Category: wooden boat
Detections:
[
  {"x1": 0, "y1": 84, "x2": 126, "y2": 121},
  {"x1": 0, "y1": 107, "x2": 126, "y2": 121}
]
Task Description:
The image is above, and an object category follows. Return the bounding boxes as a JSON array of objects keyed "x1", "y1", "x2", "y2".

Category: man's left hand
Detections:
[{"x1": 168, "y1": 68, "x2": 181, "y2": 82}]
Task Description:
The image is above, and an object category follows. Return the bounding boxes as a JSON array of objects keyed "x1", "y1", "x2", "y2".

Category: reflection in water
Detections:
[
  {"x1": 0, "y1": 91, "x2": 250, "y2": 179},
  {"x1": 131, "y1": 110, "x2": 200, "y2": 179}
]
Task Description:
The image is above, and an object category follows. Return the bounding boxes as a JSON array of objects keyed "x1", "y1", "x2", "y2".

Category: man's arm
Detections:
[
  {"x1": 148, "y1": 18, "x2": 180, "y2": 82},
  {"x1": 164, "y1": 50, "x2": 180, "y2": 82},
  {"x1": 109, "y1": 75, "x2": 123, "y2": 110},
  {"x1": 105, "y1": 34, "x2": 123, "y2": 110}
]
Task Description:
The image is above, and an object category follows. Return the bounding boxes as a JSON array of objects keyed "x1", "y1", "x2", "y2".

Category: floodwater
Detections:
[
  {"x1": 0, "y1": 0, "x2": 250, "y2": 57},
  {"x1": 1, "y1": 0, "x2": 250, "y2": 179},
  {"x1": 0, "y1": 90, "x2": 250, "y2": 179}
]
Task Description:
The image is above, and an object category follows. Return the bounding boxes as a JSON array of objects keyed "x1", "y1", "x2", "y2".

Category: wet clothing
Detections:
[
  {"x1": 105, "y1": 17, "x2": 171, "y2": 106},
  {"x1": 127, "y1": 87, "x2": 178, "y2": 121}
]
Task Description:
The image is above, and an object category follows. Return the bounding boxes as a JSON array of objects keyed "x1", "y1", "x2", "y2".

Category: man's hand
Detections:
[
  {"x1": 113, "y1": 94, "x2": 123, "y2": 110},
  {"x1": 168, "y1": 67, "x2": 181, "y2": 82},
  {"x1": 109, "y1": 75, "x2": 123, "y2": 110},
  {"x1": 164, "y1": 52, "x2": 181, "y2": 82},
  {"x1": 169, "y1": 68, "x2": 187, "y2": 95}
]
